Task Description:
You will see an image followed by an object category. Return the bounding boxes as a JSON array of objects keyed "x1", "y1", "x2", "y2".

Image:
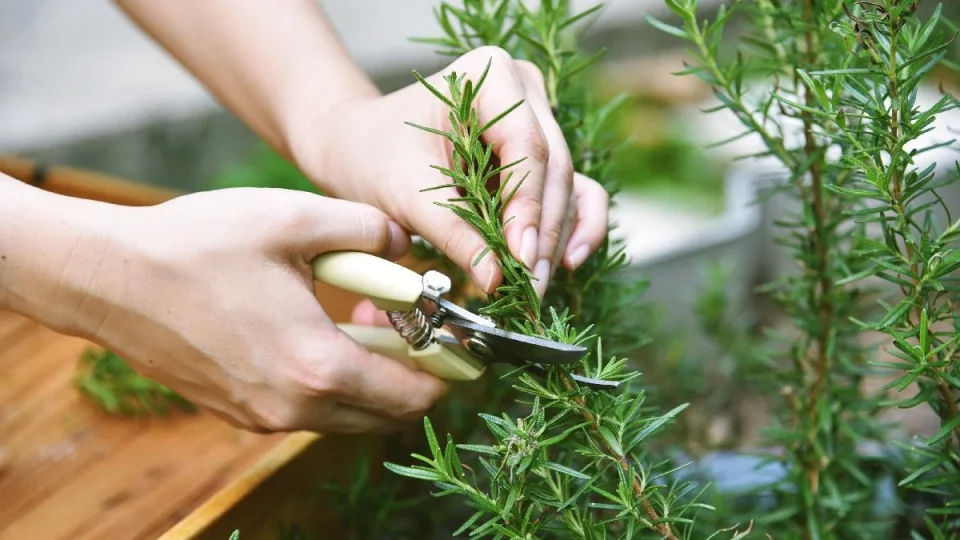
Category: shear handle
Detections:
[
  {"x1": 311, "y1": 251, "x2": 423, "y2": 312},
  {"x1": 311, "y1": 251, "x2": 486, "y2": 382},
  {"x1": 336, "y1": 324, "x2": 485, "y2": 381}
]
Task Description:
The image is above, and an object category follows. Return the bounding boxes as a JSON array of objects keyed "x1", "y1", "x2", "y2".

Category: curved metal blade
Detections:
[
  {"x1": 522, "y1": 363, "x2": 622, "y2": 390},
  {"x1": 443, "y1": 317, "x2": 587, "y2": 366},
  {"x1": 434, "y1": 334, "x2": 619, "y2": 391}
]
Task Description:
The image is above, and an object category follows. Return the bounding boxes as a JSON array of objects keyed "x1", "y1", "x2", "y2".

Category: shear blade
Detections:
[
  {"x1": 570, "y1": 373, "x2": 622, "y2": 389},
  {"x1": 444, "y1": 317, "x2": 587, "y2": 366},
  {"x1": 521, "y1": 363, "x2": 622, "y2": 391}
]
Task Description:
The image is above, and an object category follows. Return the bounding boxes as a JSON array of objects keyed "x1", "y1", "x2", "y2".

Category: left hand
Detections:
[{"x1": 291, "y1": 46, "x2": 609, "y2": 298}]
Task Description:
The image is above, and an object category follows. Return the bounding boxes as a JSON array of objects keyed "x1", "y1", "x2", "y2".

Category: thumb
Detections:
[{"x1": 284, "y1": 196, "x2": 410, "y2": 260}]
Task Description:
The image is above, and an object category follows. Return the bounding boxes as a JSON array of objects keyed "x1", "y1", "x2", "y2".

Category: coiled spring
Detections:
[{"x1": 387, "y1": 308, "x2": 434, "y2": 350}]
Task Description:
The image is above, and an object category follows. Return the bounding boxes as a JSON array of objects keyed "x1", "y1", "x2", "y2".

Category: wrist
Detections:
[
  {"x1": 0, "y1": 177, "x2": 127, "y2": 338},
  {"x1": 272, "y1": 42, "x2": 382, "y2": 169},
  {"x1": 285, "y1": 89, "x2": 380, "y2": 200}
]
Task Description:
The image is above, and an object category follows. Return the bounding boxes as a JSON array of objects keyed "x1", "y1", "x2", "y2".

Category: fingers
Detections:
[
  {"x1": 307, "y1": 403, "x2": 401, "y2": 434},
  {"x1": 280, "y1": 194, "x2": 410, "y2": 260},
  {"x1": 321, "y1": 331, "x2": 449, "y2": 421},
  {"x1": 512, "y1": 60, "x2": 575, "y2": 297},
  {"x1": 563, "y1": 173, "x2": 610, "y2": 270},
  {"x1": 350, "y1": 299, "x2": 392, "y2": 327},
  {"x1": 400, "y1": 184, "x2": 502, "y2": 293},
  {"x1": 406, "y1": 47, "x2": 605, "y2": 294},
  {"x1": 448, "y1": 47, "x2": 547, "y2": 275}
]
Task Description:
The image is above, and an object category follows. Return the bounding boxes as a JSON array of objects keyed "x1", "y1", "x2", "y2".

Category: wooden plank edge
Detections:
[
  {"x1": 0, "y1": 154, "x2": 181, "y2": 206},
  {"x1": 157, "y1": 431, "x2": 323, "y2": 540}
]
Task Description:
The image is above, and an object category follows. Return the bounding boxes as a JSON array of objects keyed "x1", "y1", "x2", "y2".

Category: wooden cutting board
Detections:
[{"x1": 0, "y1": 281, "x2": 363, "y2": 540}]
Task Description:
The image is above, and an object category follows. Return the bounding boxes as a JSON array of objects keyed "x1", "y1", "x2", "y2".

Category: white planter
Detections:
[
  {"x1": 677, "y1": 82, "x2": 960, "y2": 284},
  {"x1": 610, "y1": 164, "x2": 765, "y2": 357}
]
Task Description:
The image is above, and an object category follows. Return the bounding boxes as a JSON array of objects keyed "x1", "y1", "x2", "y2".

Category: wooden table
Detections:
[
  {"x1": 0, "y1": 277, "x2": 365, "y2": 539},
  {"x1": 0, "y1": 310, "x2": 284, "y2": 539}
]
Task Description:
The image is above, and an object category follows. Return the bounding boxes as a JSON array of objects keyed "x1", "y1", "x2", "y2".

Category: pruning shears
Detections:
[{"x1": 311, "y1": 251, "x2": 619, "y2": 391}]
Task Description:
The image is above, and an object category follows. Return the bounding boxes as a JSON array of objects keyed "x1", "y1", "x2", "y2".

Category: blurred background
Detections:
[{"x1": 0, "y1": 0, "x2": 725, "y2": 193}]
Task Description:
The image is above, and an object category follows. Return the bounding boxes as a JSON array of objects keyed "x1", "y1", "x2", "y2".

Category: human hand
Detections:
[
  {"x1": 292, "y1": 46, "x2": 610, "y2": 298},
  {"x1": 44, "y1": 188, "x2": 447, "y2": 433}
]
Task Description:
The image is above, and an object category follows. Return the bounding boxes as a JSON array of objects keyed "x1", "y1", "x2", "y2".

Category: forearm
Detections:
[
  {"x1": 0, "y1": 176, "x2": 118, "y2": 337},
  {"x1": 112, "y1": 0, "x2": 380, "y2": 159}
]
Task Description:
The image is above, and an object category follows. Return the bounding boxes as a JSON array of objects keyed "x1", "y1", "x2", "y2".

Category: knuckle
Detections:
[
  {"x1": 453, "y1": 45, "x2": 515, "y2": 77},
  {"x1": 541, "y1": 217, "x2": 566, "y2": 246},
  {"x1": 394, "y1": 389, "x2": 440, "y2": 421},
  {"x1": 471, "y1": 45, "x2": 514, "y2": 66},
  {"x1": 294, "y1": 360, "x2": 341, "y2": 400},
  {"x1": 250, "y1": 401, "x2": 300, "y2": 433},
  {"x1": 515, "y1": 59, "x2": 545, "y2": 86},
  {"x1": 508, "y1": 194, "x2": 543, "y2": 220},
  {"x1": 274, "y1": 192, "x2": 320, "y2": 234},
  {"x1": 590, "y1": 180, "x2": 611, "y2": 206},
  {"x1": 552, "y1": 152, "x2": 575, "y2": 186},
  {"x1": 438, "y1": 225, "x2": 482, "y2": 266},
  {"x1": 355, "y1": 207, "x2": 391, "y2": 250},
  {"x1": 576, "y1": 174, "x2": 609, "y2": 201},
  {"x1": 283, "y1": 341, "x2": 343, "y2": 399},
  {"x1": 521, "y1": 126, "x2": 550, "y2": 164}
]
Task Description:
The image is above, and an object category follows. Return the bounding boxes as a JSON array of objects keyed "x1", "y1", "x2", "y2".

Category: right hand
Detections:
[
  {"x1": 293, "y1": 46, "x2": 610, "y2": 298},
  {"x1": 41, "y1": 187, "x2": 447, "y2": 434}
]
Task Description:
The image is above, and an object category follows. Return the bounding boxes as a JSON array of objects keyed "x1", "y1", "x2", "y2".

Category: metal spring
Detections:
[{"x1": 387, "y1": 308, "x2": 434, "y2": 350}]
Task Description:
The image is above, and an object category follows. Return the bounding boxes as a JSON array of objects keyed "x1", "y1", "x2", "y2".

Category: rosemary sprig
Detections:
[
  {"x1": 822, "y1": 2, "x2": 960, "y2": 532},
  {"x1": 408, "y1": 62, "x2": 543, "y2": 326},
  {"x1": 74, "y1": 348, "x2": 196, "y2": 417}
]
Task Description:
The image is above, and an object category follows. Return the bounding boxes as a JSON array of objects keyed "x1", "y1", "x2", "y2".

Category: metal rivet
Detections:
[{"x1": 463, "y1": 335, "x2": 494, "y2": 358}]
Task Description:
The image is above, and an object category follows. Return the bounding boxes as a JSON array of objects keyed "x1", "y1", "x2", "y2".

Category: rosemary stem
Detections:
[
  {"x1": 558, "y1": 374, "x2": 678, "y2": 539},
  {"x1": 796, "y1": 1, "x2": 833, "y2": 519}
]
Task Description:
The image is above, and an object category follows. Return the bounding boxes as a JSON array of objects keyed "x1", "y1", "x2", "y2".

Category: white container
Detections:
[{"x1": 610, "y1": 164, "x2": 765, "y2": 357}]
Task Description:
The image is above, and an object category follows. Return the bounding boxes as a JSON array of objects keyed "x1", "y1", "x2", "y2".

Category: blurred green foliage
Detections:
[
  {"x1": 608, "y1": 131, "x2": 726, "y2": 213},
  {"x1": 206, "y1": 145, "x2": 319, "y2": 193},
  {"x1": 74, "y1": 348, "x2": 196, "y2": 417},
  {"x1": 598, "y1": 85, "x2": 728, "y2": 213}
]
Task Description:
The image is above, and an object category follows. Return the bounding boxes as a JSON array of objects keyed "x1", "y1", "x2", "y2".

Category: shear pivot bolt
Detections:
[
  {"x1": 462, "y1": 335, "x2": 493, "y2": 359},
  {"x1": 422, "y1": 271, "x2": 452, "y2": 301}
]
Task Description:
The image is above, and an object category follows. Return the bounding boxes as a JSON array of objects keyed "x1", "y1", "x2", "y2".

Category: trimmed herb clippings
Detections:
[{"x1": 74, "y1": 348, "x2": 196, "y2": 417}]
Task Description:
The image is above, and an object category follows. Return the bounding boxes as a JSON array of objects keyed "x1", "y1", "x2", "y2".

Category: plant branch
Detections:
[
  {"x1": 799, "y1": 0, "x2": 833, "y2": 501},
  {"x1": 560, "y1": 374, "x2": 679, "y2": 538}
]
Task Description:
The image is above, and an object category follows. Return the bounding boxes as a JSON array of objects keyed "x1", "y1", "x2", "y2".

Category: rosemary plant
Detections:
[
  {"x1": 383, "y1": 1, "x2": 750, "y2": 538},
  {"x1": 823, "y1": 3, "x2": 960, "y2": 534},
  {"x1": 651, "y1": 0, "x2": 960, "y2": 536}
]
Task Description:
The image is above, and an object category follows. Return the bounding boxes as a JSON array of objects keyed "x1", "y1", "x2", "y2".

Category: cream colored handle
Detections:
[
  {"x1": 337, "y1": 324, "x2": 485, "y2": 381},
  {"x1": 311, "y1": 251, "x2": 423, "y2": 312}
]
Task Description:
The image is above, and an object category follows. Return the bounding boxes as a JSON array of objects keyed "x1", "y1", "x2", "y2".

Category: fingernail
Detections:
[
  {"x1": 567, "y1": 244, "x2": 590, "y2": 269},
  {"x1": 386, "y1": 221, "x2": 408, "y2": 260},
  {"x1": 534, "y1": 259, "x2": 550, "y2": 297},
  {"x1": 471, "y1": 249, "x2": 499, "y2": 293},
  {"x1": 520, "y1": 226, "x2": 538, "y2": 269},
  {"x1": 484, "y1": 265, "x2": 498, "y2": 293}
]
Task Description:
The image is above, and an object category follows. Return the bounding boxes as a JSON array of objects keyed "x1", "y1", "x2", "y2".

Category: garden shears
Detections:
[{"x1": 311, "y1": 251, "x2": 619, "y2": 390}]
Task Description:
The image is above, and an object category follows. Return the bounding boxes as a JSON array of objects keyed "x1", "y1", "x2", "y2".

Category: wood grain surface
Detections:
[{"x1": 0, "y1": 280, "x2": 367, "y2": 540}]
